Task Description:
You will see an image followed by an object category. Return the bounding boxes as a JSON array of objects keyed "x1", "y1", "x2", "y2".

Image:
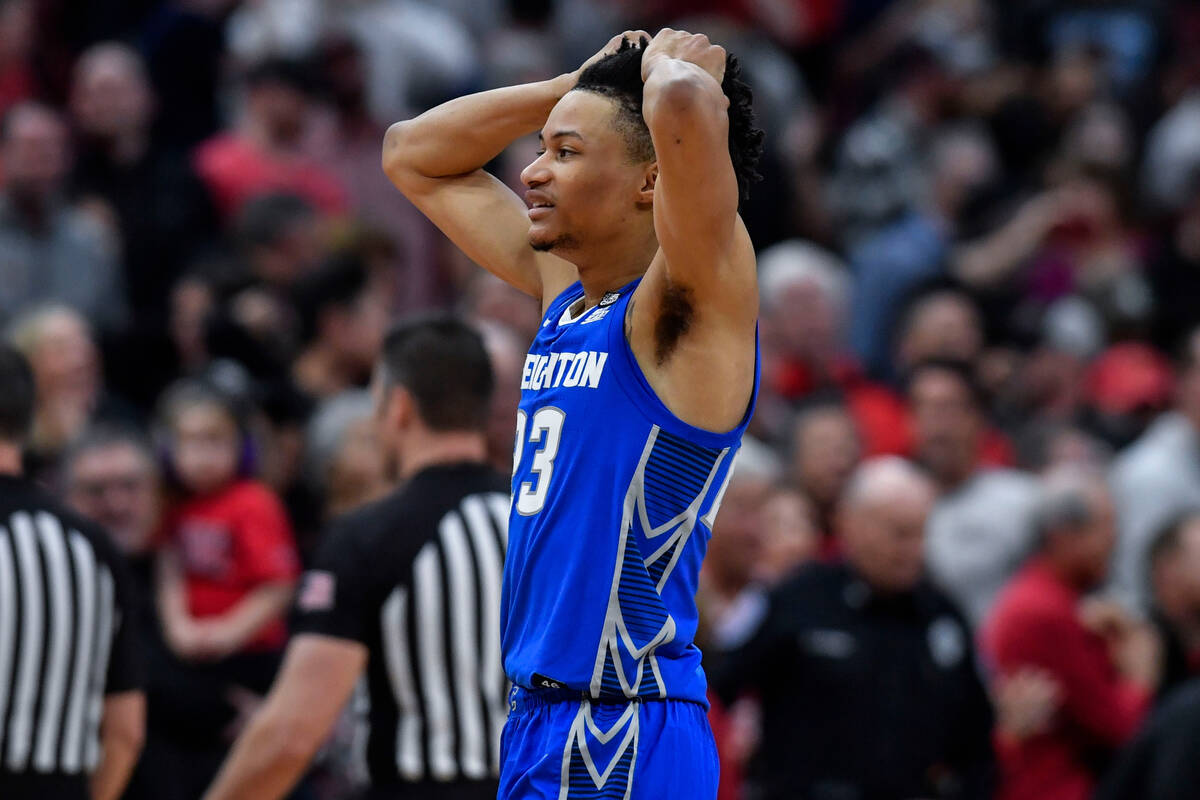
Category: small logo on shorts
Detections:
[{"x1": 531, "y1": 672, "x2": 566, "y2": 690}]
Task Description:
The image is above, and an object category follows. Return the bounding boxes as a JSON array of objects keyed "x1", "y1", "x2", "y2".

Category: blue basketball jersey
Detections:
[{"x1": 501, "y1": 277, "x2": 759, "y2": 706}]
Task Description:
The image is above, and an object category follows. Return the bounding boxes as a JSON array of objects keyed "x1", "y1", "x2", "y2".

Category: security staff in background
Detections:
[
  {"x1": 203, "y1": 316, "x2": 510, "y2": 800},
  {"x1": 0, "y1": 345, "x2": 145, "y2": 800},
  {"x1": 711, "y1": 456, "x2": 994, "y2": 800}
]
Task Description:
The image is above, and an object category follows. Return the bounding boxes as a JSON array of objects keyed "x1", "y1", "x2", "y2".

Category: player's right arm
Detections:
[{"x1": 382, "y1": 33, "x2": 641, "y2": 305}]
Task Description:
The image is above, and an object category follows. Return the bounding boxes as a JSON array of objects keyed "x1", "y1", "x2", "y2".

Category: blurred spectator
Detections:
[
  {"x1": 235, "y1": 192, "x2": 323, "y2": 292},
  {"x1": 225, "y1": 0, "x2": 322, "y2": 64},
  {"x1": 698, "y1": 437, "x2": 780, "y2": 650},
  {"x1": 70, "y1": 43, "x2": 217, "y2": 332},
  {"x1": 70, "y1": 42, "x2": 219, "y2": 410},
  {"x1": 828, "y1": 44, "x2": 956, "y2": 250},
  {"x1": 156, "y1": 378, "x2": 299, "y2": 663},
  {"x1": 1014, "y1": 421, "x2": 1112, "y2": 475},
  {"x1": 291, "y1": 253, "x2": 388, "y2": 401},
  {"x1": 307, "y1": 34, "x2": 446, "y2": 312},
  {"x1": 154, "y1": 378, "x2": 300, "y2": 796},
  {"x1": 894, "y1": 287, "x2": 984, "y2": 373},
  {"x1": 712, "y1": 457, "x2": 994, "y2": 800},
  {"x1": 1148, "y1": 178, "x2": 1200, "y2": 351},
  {"x1": 6, "y1": 304, "x2": 132, "y2": 483},
  {"x1": 983, "y1": 469, "x2": 1160, "y2": 800},
  {"x1": 911, "y1": 359, "x2": 1039, "y2": 626},
  {"x1": 139, "y1": 0, "x2": 232, "y2": 148},
  {"x1": 0, "y1": 101, "x2": 126, "y2": 331},
  {"x1": 1021, "y1": 167, "x2": 1150, "y2": 332},
  {"x1": 63, "y1": 424, "x2": 160, "y2": 559},
  {"x1": 1142, "y1": 89, "x2": 1200, "y2": 214},
  {"x1": 1110, "y1": 327, "x2": 1200, "y2": 611},
  {"x1": 0, "y1": 0, "x2": 33, "y2": 115},
  {"x1": 477, "y1": 319, "x2": 526, "y2": 477},
  {"x1": 61, "y1": 424, "x2": 242, "y2": 800},
  {"x1": 1094, "y1": 679, "x2": 1200, "y2": 800},
  {"x1": 757, "y1": 239, "x2": 908, "y2": 454},
  {"x1": 330, "y1": 0, "x2": 480, "y2": 121},
  {"x1": 1083, "y1": 341, "x2": 1174, "y2": 448},
  {"x1": 1147, "y1": 510, "x2": 1200, "y2": 699},
  {"x1": 787, "y1": 399, "x2": 861, "y2": 550},
  {"x1": 1020, "y1": 0, "x2": 1168, "y2": 100},
  {"x1": 459, "y1": 272, "x2": 542, "y2": 344},
  {"x1": 169, "y1": 270, "x2": 218, "y2": 374},
  {"x1": 756, "y1": 487, "x2": 819, "y2": 585},
  {"x1": 194, "y1": 58, "x2": 347, "y2": 222},
  {"x1": 303, "y1": 389, "x2": 390, "y2": 522},
  {"x1": 848, "y1": 126, "x2": 997, "y2": 379}
]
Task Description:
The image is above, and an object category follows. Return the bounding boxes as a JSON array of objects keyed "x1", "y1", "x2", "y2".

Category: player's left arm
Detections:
[
  {"x1": 639, "y1": 29, "x2": 757, "y2": 325},
  {"x1": 202, "y1": 634, "x2": 367, "y2": 800}
]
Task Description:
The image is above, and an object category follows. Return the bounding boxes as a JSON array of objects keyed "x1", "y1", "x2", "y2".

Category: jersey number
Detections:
[{"x1": 513, "y1": 407, "x2": 564, "y2": 515}]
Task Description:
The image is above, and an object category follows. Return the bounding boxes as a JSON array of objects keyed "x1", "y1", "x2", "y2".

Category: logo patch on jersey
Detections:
[
  {"x1": 297, "y1": 570, "x2": 336, "y2": 611},
  {"x1": 598, "y1": 291, "x2": 620, "y2": 307},
  {"x1": 581, "y1": 306, "x2": 611, "y2": 324}
]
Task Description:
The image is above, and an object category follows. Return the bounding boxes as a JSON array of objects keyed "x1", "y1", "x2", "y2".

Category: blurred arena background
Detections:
[{"x1": 3, "y1": 0, "x2": 1200, "y2": 798}]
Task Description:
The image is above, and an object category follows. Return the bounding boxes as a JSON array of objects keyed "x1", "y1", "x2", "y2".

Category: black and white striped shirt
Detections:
[
  {"x1": 0, "y1": 474, "x2": 142, "y2": 799},
  {"x1": 293, "y1": 462, "x2": 509, "y2": 797}
]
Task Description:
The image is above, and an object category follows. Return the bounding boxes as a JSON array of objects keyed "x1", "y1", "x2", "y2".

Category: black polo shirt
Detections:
[{"x1": 709, "y1": 561, "x2": 994, "y2": 800}]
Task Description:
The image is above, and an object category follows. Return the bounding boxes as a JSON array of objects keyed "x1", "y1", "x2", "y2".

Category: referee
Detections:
[
  {"x1": 0, "y1": 345, "x2": 145, "y2": 800},
  {"x1": 204, "y1": 317, "x2": 509, "y2": 800}
]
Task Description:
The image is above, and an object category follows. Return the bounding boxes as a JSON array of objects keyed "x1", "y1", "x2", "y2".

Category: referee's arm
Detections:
[
  {"x1": 94, "y1": 528, "x2": 149, "y2": 800},
  {"x1": 202, "y1": 633, "x2": 366, "y2": 800},
  {"x1": 91, "y1": 691, "x2": 146, "y2": 800}
]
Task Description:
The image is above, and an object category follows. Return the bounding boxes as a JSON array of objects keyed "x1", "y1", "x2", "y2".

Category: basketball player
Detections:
[{"x1": 384, "y1": 28, "x2": 763, "y2": 799}]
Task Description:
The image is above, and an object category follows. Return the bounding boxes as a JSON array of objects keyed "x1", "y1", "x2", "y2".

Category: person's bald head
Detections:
[
  {"x1": 838, "y1": 457, "x2": 936, "y2": 592},
  {"x1": 71, "y1": 42, "x2": 153, "y2": 140}
]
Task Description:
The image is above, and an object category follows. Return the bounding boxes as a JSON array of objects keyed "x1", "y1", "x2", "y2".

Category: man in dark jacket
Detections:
[{"x1": 711, "y1": 456, "x2": 994, "y2": 800}]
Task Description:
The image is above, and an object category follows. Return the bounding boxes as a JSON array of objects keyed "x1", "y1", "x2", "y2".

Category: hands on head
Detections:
[{"x1": 572, "y1": 28, "x2": 728, "y2": 88}]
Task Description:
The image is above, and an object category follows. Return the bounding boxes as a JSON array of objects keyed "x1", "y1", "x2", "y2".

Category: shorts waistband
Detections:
[{"x1": 507, "y1": 684, "x2": 694, "y2": 714}]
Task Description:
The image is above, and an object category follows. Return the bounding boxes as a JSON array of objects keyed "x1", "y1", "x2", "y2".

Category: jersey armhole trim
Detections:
[{"x1": 605, "y1": 295, "x2": 760, "y2": 449}]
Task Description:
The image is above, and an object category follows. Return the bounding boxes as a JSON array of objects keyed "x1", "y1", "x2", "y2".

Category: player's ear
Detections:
[{"x1": 637, "y1": 162, "x2": 658, "y2": 206}]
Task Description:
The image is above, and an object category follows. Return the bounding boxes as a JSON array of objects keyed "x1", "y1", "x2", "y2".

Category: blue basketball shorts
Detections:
[{"x1": 498, "y1": 686, "x2": 719, "y2": 800}]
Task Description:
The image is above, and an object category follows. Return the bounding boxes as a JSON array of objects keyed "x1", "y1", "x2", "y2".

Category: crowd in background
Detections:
[{"x1": 6, "y1": 0, "x2": 1200, "y2": 798}]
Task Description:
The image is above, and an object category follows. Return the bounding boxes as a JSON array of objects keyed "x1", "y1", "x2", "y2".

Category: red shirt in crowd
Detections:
[
  {"x1": 771, "y1": 355, "x2": 1017, "y2": 465},
  {"x1": 193, "y1": 133, "x2": 349, "y2": 221},
  {"x1": 168, "y1": 479, "x2": 301, "y2": 651},
  {"x1": 982, "y1": 558, "x2": 1151, "y2": 800}
]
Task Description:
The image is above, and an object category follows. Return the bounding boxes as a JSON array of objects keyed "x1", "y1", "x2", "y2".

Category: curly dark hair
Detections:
[{"x1": 574, "y1": 36, "x2": 764, "y2": 203}]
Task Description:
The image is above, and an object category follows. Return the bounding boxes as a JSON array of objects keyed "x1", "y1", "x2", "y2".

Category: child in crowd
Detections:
[{"x1": 155, "y1": 379, "x2": 300, "y2": 693}]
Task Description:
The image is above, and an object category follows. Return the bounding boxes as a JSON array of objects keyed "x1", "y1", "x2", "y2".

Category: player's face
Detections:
[{"x1": 521, "y1": 91, "x2": 652, "y2": 254}]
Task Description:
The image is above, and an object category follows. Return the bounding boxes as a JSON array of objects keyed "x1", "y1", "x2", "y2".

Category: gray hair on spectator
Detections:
[
  {"x1": 61, "y1": 424, "x2": 158, "y2": 485},
  {"x1": 729, "y1": 436, "x2": 783, "y2": 487},
  {"x1": 841, "y1": 456, "x2": 934, "y2": 510},
  {"x1": 756, "y1": 239, "x2": 849, "y2": 314},
  {"x1": 5, "y1": 303, "x2": 89, "y2": 355},
  {"x1": 1032, "y1": 467, "x2": 1109, "y2": 541},
  {"x1": 74, "y1": 41, "x2": 149, "y2": 84},
  {"x1": 305, "y1": 389, "x2": 375, "y2": 487}
]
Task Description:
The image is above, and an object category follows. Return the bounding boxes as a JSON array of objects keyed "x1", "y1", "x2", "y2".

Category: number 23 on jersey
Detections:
[{"x1": 513, "y1": 407, "x2": 564, "y2": 515}]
